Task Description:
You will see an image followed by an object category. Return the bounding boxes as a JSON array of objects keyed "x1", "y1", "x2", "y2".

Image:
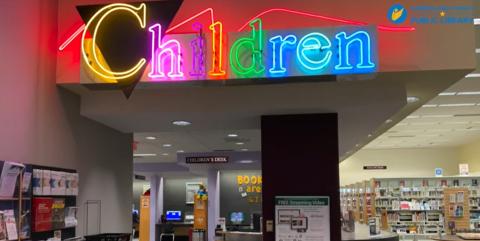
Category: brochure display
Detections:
[{"x1": 275, "y1": 196, "x2": 330, "y2": 241}]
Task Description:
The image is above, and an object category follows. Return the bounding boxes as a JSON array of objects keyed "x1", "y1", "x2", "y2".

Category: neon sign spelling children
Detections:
[{"x1": 81, "y1": 3, "x2": 378, "y2": 83}]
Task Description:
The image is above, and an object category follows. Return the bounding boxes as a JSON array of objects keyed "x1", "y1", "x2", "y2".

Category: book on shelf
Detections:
[
  {"x1": 0, "y1": 161, "x2": 24, "y2": 197},
  {"x1": 52, "y1": 199, "x2": 65, "y2": 229},
  {"x1": 4, "y1": 210, "x2": 17, "y2": 240},
  {"x1": 33, "y1": 197, "x2": 53, "y2": 232}
]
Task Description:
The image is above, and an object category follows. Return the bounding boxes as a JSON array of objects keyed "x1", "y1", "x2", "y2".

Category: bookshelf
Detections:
[
  {"x1": 341, "y1": 176, "x2": 480, "y2": 238},
  {"x1": 30, "y1": 164, "x2": 78, "y2": 241}
]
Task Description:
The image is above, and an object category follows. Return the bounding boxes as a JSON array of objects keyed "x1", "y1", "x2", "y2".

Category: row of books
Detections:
[
  {"x1": 33, "y1": 198, "x2": 78, "y2": 232},
  {"x1": 33, "y1": 169, "x2": 78, "y2": 196}
]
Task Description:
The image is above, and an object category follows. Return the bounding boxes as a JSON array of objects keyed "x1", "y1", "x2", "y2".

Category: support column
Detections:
[
  {"x1": 207, "y1": 170, "x2": 220, "y2": 241},
  {"x1": 261, "y1": 114, "x2": 340, "y2": 241},
  {"x1": 149, "y1": 175, "x2": 160, "y2": 241}
]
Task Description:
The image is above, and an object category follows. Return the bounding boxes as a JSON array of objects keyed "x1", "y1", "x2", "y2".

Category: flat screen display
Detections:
[
  {"x1": 230, "y1": 212, "x2": 244, "y2": 224},
  {"x1": 166, "y1": 211, "x2": 182, "y2": 221}
]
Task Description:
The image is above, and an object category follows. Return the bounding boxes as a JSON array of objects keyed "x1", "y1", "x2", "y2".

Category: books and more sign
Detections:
[{"x1": 275, "y1": 196, "x2": 330, "y2": 241}]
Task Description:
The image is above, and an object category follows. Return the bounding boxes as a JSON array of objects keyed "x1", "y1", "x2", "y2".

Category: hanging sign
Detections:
[{"x1": 185, "y1": 156, "x2": 228, "y2": 164}]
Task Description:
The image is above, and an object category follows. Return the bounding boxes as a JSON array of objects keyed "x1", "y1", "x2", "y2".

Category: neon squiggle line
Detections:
[
  {"x1": 237, "y1": 8, "x2": 415, "y2": 32},
  {"x1": 59, "y1": 24, "x2": 86, "y2": 51},
  {"x1": 166, "y1": 8, "x2": 214, "y2": 34}
]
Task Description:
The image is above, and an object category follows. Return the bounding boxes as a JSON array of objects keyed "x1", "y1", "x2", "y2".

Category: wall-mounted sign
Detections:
[
  {"x1": 459, "y1": 164, "x2": 469, "y2": 176},
  {"x1": 363, "y1": 165, "x2": 387, "y2": 170},
  {"x1": 78, "y1": 3, "x2": 378, "y2": 86},
  {"x1": 275, "y1": 196, "x2": 330, "y2": 241},
  {"x1": 435, "y1": 168, "x2": 444, "y2": 177},
  {"x1": 237, "y1": 175, "x2": 262, "y2": 204},
  {"x1": 185, "y1": 156, "x2": 228, "y2": 164}
]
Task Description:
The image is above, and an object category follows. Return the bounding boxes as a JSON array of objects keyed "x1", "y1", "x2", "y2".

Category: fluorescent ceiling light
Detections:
[
  {"x1": 475, "y1": 18, "x2": 480, "y2": 25},
  {"x1": 406, "y1": 115, "x2": 420, "y2": 119},
  {"x1": 177, "y1": 150, "x2": 185, "y2": 153},
  {"x1": 396, "y1": 123, "x2": 408, "y2": 126},
  {"x1": 438, "y1": 92, "x2": 456, "y2": 96},
  {"x1": 235, "y1": 142, "x2": 244, "y2": 145},
  {"x1": 172, "y1": 120, "x2": 192, "y2": 126},
  {"x1": 238, "y1": 160, "x2": 254, "y2": 164},
  {"x1": 133, "y1": 153, "x2": 157, "y2": 157},
  {"x1": 444, "y1": 121, "x2": 469, "y2": 125},
  {"x1": 162, "y1": 153, "x2": 169, "y2": 156},
  {"x1": 476, "y1": 48, "x2": 480, "y2": 54},
  {"x1": 227, "y1": 133, "x2": 238, "y2": 137},
  {"x1": 422, "y1": 104, "x2": 438, "y2": 108},
  {"x1": 145, "y1": 136, "x2": 156, "y2": 140},
  {"x1": 162, "y1": 144, "x2": 172, "y2": 147},
  {"x1": 466, "y1": 73, "x2": 480, "y2": 78},
  {"x1": 385, "y1": 119, "x2": 393, "y2": 123},
  {"x1": 438, "y1": 103, "x2": 476, "y2": 107},
  {"x1": 410, "y1": 122, "x2": 437, "y2": 125},
  {"x1": 422, "y1": 114, "x2": 454, "y2": 118},
  {"x1": 457, "y1": 91, "x2": 480, "y2": 95},
  {"x1": 240, "y1": 148, "x2": 249, "y2": 151}
]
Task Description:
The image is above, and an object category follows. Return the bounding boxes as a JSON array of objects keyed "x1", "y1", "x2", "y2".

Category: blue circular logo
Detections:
[{"x1": 387, "y1": 4, "x2": 408, "y2": 24}]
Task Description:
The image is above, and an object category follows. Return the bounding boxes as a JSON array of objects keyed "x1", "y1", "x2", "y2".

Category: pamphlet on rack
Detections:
[
  {"x1": 0, "y1": 161, "x2": 24, "y2": 197},
  {"x1": 33, "y1": 169, "x2": 42, "y2": 195},
  {"x1": 4, "y1": 210, "x2": 18, "y2": 240},
  {"x1": 64, "y1": 207, "x2": 78, "y2": 228},
  {"x1": 22, "y1": 172, "x2": 32, "y2": 193},
  {"x1": 0, "y1": 211, "x2": 7, "y2": 241},
  {"x1": 275, "y1": 196, "x2": 330, "y2": 241},
  {"x1": 42, "y1": 170, "x2": 51, "y2": 195},
  {"x1": 52, "y1": 199, "x2": 65, "y2": 229}
]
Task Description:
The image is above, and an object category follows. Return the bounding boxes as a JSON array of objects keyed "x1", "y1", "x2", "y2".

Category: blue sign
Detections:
[
  {"x1": 388, "y1": 4, "x2": 408, "y2": 24},
  {"x1": 435, "y1": 168, "x2": 443, "y2": 177}
]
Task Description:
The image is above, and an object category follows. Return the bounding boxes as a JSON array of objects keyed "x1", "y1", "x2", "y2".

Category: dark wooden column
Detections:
[{"x1": 261, "y1": 113, "x2": 340, "y2": 241}]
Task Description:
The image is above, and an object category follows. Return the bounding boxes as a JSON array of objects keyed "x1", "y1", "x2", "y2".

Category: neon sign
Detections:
[{"x1": 80, "y1": 3, "x2": 378, "y2": 84}]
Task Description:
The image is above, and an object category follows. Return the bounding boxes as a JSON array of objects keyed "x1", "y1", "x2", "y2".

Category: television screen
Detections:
[
  {"x1": 230, "y1": 212, "x2": 244, "y2": 224},
  {"x1": 166, "y1": 211, "x2": 182, "y2": 221}
]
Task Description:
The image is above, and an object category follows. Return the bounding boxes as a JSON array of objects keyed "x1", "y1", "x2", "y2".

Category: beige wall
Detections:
[
  {"x1": 340, "y1": 148, "x2": 461, "y2": 186},
  {"x1": 459, "y1": 140, "x2": 480, "y2": 175},
  {"x1": 0, "y1": 0, "x2": 133, "y2": 235}
]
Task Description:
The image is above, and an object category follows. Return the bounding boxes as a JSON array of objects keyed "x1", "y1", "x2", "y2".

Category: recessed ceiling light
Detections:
[
  {"x1": 457, "y1": 91, "x2": 480, "y2": 95},
  {"x1": 162, "y1": 144, "x2": 172, "y2": 147},
  {"x1": 422, "y1": 104, "x2": 438, "y2": 108},
  {"x1": 368, "y1": 134, "x2": 372, "y2": 137},
  {"x1": 145, "y1": 136, "x2": 156, "y2": 140},
  {"x1": 235, "y1": 142, "x2": 244, "y2": 145},
  {"x1": 240, "y1": 148, "x2": 249, "y2": 151},
  {"x1": 407, "y1": 96, "x2": 419, "y2": 103},
  {"x1": 385, "y1": 119, "x2": 393, "y2": 123},
  {"x1": 438, "y1": 92, "x2": 456, "y2": 96},
  {"x1": 162, "y1": 153, "x2": 169, "y2": 156},
  {"x1": 227, "y1": 133, "x2": 238, "y2": 137},
  {"x1": 172, "y1": 120, "x2": 191, "y2": 126},
  {"x1": 133, "y1": 153, "x2": 157, "y2": 157},
  {"x1": 177, "y1": 150, "x2": 185, "y2": 153},
  {"x1": 238, "y1": 160, "x2": 254, "y2": 164}
]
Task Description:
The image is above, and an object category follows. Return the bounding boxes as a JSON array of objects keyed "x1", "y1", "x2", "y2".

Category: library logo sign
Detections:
[{"x1": 387, "y1": 4, "x2": 473, "y2": 25}]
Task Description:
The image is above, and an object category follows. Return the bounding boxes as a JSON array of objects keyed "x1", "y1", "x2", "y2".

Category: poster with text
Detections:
[{"x1": 275, "y1": 196, "x2": 330, "y2": 241}]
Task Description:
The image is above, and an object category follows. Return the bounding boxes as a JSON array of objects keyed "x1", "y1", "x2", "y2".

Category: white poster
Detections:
[
  {"x1": 459, "y1": 163, "x2": 469, "y2": 176},
  {"x1": 275, "y1": 196, "x2": 330, "y2": 241}
]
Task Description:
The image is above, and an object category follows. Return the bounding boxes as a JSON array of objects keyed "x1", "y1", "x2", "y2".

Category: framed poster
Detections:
[
  {"x1": 186, "y1": 182, "x2": 202, "y2": 204},
  {"x1": 275, "y1": 196, "x2": 330, "y2": 241}
]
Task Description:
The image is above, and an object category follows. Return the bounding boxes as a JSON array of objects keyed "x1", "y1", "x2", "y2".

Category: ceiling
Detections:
[{"x1": 134, "y1": 130, "x2": 260, "y2": 163}]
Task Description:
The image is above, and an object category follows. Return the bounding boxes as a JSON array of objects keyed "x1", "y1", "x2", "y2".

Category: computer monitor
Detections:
[
  {"x1": 166, "y1": 211, "x2": 182, "y2": 221},
  {"x1": 230, "y1": 212, "x2": 244, "y2": 224}
]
